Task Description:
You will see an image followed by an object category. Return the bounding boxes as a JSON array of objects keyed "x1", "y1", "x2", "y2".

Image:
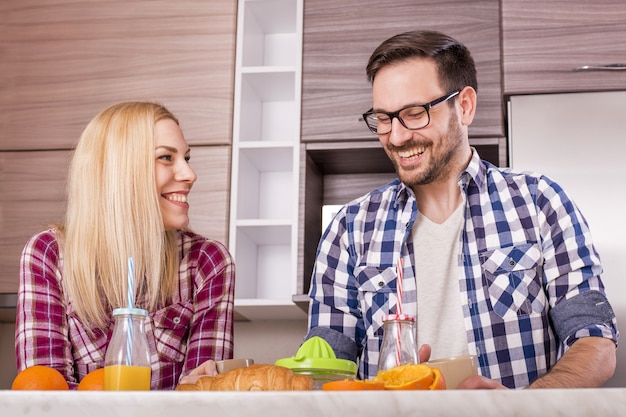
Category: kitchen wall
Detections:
[{"x1": 0, "y1": 0, "x2": 236, "y2": 295}]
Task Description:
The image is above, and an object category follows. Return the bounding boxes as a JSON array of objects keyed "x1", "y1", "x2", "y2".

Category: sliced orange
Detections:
[
  {"x1": 372, "y1": 363, "x2": 446, "y2": 390},
  {"x1": 429, "y1": 368, "x2": 446, "y2": 390},
  {"x1": 322, "y1": 379, "x2": 384, "y2": 391}
]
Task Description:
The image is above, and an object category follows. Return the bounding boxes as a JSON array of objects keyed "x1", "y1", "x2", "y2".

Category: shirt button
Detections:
[
  {"x1": 173, "y1": 317, "x2": 181, "y2": 324},
  {"x1": 508, "y1": 259, "x2": 516, "y2": 266},
  {"x1": 378, "y1": 281, "x2": 385, "y2": 287}
]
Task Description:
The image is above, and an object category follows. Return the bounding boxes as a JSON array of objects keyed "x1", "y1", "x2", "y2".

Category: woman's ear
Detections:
[{"x1": 457, "y1": 86, "x2": 477, "y2": 126}]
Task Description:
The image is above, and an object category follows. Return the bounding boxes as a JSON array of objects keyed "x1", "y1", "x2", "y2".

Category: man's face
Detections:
[{"x1": 371, "y1": 57, "x2": 466, "y2": 188}]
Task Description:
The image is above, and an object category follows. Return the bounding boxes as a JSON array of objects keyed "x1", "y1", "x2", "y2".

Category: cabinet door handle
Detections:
[{"x1": 574, "y1": 64, "x2": 626, "y2": 72}]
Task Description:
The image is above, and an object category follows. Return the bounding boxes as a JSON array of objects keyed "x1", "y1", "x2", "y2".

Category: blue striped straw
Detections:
[
  {"x1": 127, "y1": 257, "x2": 134, "y2": 309},
  {"x1": 127, "y1": 257, "x2": 134, "y2": 366}
]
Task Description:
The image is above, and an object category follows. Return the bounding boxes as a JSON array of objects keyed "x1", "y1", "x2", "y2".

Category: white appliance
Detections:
[{"x1": 508, "y1": 91, "x2": 626, "y2": 387}]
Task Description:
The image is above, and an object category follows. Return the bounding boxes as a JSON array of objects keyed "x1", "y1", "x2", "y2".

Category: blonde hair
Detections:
[{"x1": 60, "y1": 102, "x2": 180, "y2": 328}]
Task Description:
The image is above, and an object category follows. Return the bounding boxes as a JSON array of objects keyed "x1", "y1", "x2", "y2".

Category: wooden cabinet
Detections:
[
  {"x1": 0, "y1": 151, "x2": 68, "y2": 294},
  {"x1": 502, "y1": 0, "x2": 626, "y2": 95},
  {"x1": 301, "y1": 0, "x2": 504, "y2": 142},
  {"x1": 0, "y1": 0, "x2": 237, "y2": 295},
  {"x1": 0, "y1": 147, "x2": 230, "y2": 294},
  {"x1": 187, "y1": 146, "x2": 231, "y2": 245},
  {"x1": 0, "y1": 0, "x2": 236, "y2": 149}
]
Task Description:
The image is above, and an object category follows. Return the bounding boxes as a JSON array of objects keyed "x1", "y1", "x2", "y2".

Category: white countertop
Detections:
[{"x1": 1, "y1": 388, "x2": 625, "y2": 417}]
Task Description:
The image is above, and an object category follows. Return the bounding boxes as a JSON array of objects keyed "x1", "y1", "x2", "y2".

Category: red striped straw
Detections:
[
  {"x1": 396, "y1": 257, "x2": 403, "y2": 315},
  {"x1": 396, "y1": 257, "x2": 403, "y2": 366}
]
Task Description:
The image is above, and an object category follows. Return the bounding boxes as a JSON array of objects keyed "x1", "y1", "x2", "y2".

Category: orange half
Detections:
[
  {"x1": 322, "y1": 379, "x2": 385, "y2": 391},
  {"x1": 372, "y1": 364, "x2": 446, "y2": 390},
  {"x1": 429, "y1": 368, "x2": 445, "y2": 390}
]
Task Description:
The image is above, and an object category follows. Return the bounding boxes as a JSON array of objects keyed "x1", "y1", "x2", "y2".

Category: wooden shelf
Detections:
[
  {"x1": 306, "y1": 141, "x2": 394, "y2": 175},
  {"x1": 234, "y1": 298, "x2": 307, "y2": 321}
]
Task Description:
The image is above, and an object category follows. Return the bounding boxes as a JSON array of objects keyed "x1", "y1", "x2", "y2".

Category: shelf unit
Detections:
[{"x1": 230, "y1": 0, "x2": 305, "y2": 321}]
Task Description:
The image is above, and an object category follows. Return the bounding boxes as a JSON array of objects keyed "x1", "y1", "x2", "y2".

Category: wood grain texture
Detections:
[
  {"x1": 187, "y1": 145, "x2": 230, "y2": 244},
  {"x1": 502, "y1": 0, "x2": 626, "y2": 95},
  {"x1": 301, "y1": 0, "x2": 503, "y2": 142},
  {"x1": 0, "y1": 146, "x2": 229, "y2": 293},
  {"x1": 0, "y1": 151, "x2": 69, "y2": 293},
  {"x1": 298, "y1": 147, "x2": 323, "y2": 296},
  {"x1": 0, "y1": 0, "x2": 236, "y2": 150}
]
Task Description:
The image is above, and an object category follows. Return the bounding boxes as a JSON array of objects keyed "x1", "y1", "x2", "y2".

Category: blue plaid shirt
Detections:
[{"x1": 307, "y1": 149, "x2": 618, "y2": 388}]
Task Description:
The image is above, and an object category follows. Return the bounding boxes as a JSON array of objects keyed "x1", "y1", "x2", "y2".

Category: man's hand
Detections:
[{"x1": 418, "y1": 344, "x2": 432, "y2": 363}]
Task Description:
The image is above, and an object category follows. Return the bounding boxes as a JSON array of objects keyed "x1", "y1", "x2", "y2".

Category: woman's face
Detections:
[{"x1": 154, "y1": 118, "x2": 197, "y2": 230}]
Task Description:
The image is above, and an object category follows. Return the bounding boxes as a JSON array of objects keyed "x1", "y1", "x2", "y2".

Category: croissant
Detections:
[{"x1": 176, "y1": 364, "x2": 313, "y2": 391}]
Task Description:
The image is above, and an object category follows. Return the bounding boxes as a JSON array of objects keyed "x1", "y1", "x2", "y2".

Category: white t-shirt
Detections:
[{"x1": 412, "y1": 202, "x2": 469, "y2": 360}]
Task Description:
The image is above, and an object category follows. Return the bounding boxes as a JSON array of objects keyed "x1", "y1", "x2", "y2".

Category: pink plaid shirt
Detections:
[{"x1": 15, "y1": 229, "x2": 235, "y2": 390}]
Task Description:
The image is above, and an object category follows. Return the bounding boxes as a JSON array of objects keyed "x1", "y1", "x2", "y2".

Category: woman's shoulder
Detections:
[
  {"x1": 24, "y1": 228, "x2": 60, "y2": 255},
  {"x1": 177, "y1": 230, "x2": 233, "y2": 261},
  {"x1": 178, "y1": 229, "x2": 222, "y2": 247}
]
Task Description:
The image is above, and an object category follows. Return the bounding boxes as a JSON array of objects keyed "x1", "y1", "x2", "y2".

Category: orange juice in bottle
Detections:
[
  {"x1": 104, "y1": 308, "x2": 151, "y2": 390},
  {"x1": 104, "y1": 365, "x2": 151, "y2": 390}
]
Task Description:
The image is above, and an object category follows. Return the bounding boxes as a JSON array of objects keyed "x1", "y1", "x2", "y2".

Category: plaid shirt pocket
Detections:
[
  {"x1": 355, "y1": 264, "x2": 398, "y2": 377},
  {"x1": 152, "y1": 301, "x2": 194, "y2": 363},
  {"x1": 481, "y1": 243, "x2": 545, "y2": 319},
  {"x1": 355, "y1": 265, "x2": 398, "y2": 338}
]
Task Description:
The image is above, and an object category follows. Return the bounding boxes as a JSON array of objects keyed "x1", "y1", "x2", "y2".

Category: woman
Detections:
[{"x1": 15, "y1": 101, "x2": 235, "y2": 390}]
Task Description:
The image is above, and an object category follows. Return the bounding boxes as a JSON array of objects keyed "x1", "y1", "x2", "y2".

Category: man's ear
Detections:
[{"x1": 457, "y1": 86, "x2": 477, "y2": 126}]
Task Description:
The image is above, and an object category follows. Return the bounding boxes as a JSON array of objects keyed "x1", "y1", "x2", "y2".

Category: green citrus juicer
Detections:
[{"x1": 275, "y1": 336, "x2": 357, "y2": 389}]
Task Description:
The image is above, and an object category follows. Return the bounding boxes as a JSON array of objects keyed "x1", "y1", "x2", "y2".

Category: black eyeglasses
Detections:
[{"x1": 362, "y1": 90, "x2": 461, "y2": 135}]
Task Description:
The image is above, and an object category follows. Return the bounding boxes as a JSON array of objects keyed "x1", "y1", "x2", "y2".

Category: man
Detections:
[{"x1": 305, "y1": 30, "x2": 618, "y2": 389}]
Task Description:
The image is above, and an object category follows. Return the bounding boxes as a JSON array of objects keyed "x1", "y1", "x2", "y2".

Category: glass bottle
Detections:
[
  {"x1": 377, "y1": 313, "x2": 419, "y2": 372},
  {"x1": 104, "y1": 307, "x2": 152, "y2": 390}
]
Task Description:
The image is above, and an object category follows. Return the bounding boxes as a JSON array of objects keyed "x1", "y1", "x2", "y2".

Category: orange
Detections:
[
  {"x1": 428, "y1": 368, "x2": 446, "y2": 390},
  {"x1": 77, "y1": 368, "x2": 105, "y2": 391},
  {"x1": 372, "y1": 363, "x2": 446, "y2": 390},
  {"x1": 12, "y1": 365, "x2": 69, "y2": 390},
  {"x1": 322, "y1": 379, "x2": 385, "y2": 391}
]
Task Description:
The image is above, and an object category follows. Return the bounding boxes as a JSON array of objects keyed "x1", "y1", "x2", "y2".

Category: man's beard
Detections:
[{"x1": 388, "y1": 116, "x2": 464, "y2": 187}]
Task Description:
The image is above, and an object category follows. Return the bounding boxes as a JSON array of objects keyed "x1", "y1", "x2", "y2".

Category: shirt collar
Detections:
[
  {"x1": 393, "y1": 178, "x2": 415, "y2": 209},
  {"x1": 459, "y1": 147, "x2": 487, "y2": 193}
]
